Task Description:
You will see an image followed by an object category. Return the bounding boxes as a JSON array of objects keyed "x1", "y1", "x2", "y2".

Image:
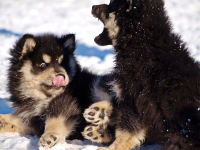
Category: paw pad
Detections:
[
  {"x1": 94, "y1": 107, "x2": 99, "y2": 111},
  {"x1": 88, "y1": 117, "x2": 94, "y2": 120},
  {"x1": 51, "y1": 135, "x2": 57, "y2": 141},
  {"x1": 82, "y1": 124, "x2": 113, "y2": 143},
  {"x1": 86, "y1": 127, "x2": 93, "y2": 131},
  {"x1": 88, "y1": 112, "x2": 95, "y2": 116},
  {"x1": 46, "y1": 141, "x2": 51, "y2": 145},
  {"x1": 87, "y1": 132, "x2": 93, "y2": 137}
]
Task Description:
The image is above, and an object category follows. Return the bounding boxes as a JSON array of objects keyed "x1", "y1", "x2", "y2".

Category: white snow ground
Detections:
[{"x1": 0, "y1": 0, "x2": 199, "y2": 149}]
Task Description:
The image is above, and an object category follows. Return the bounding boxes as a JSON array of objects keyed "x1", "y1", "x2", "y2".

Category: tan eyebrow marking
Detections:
[
  {"x1": 42, "y1": 54, "x2": 51, "y2": 64},
  {"x1": 58, "y1": 55, "x2": 64, "y2": 64}
]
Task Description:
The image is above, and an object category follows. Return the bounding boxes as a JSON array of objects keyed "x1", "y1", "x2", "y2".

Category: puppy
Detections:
[
  {"x1": 82, "y1": 0, "x2": 200, "y2": 149},
  {"x1": 0, "y1": 33, "x2": 114, "y2": 149}
]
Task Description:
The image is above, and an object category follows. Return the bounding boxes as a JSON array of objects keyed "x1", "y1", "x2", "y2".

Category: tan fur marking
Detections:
[
  {"x1": 45, "y1": 116, "x2": 77, "y2": 137},
  {"x1": 38, "y1": 116, "x2": 77, "y2": 148},
  {"x1": 113, "y1": 81, "x2": 122, "y2": 99},
  {"x1": 58, "y1": 55, "x2": 64, "y2": 64},
  {"x1": 20, "y1": 38, "x2": 36, "y2": 59},
  {"x1": 45, "y1": 117, "x2": 67, "y2": 139},
  {"x1": 18, "y1": 60, "x2": 48, "y2": 101},
  {"x1": 0, "y1": 114, "x2": 29, "y2": 135},
  {"x1": 42, "y1": 54, "x2": 51, "y2": 64},
  {"x1": 98, "y1": 129, "x2": 146, "y2": 150},
  {"x1": 105, "y1": 13, "x2": 120, "y2": 40},
  {"x1": 100, "y1": 12, "x2": 107, "y2": 25}
]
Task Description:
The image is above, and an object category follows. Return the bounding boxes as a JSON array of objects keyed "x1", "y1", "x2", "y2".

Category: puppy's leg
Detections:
[
  {"x1": 0, "y1": 114, "x2": 29, "y2": 134},
  {"x1": 38, "y1": 116, "x2": 77, "y2": 149},
  {"x1": 97, "y1": 129, "x2": 146, "y2": 150}
]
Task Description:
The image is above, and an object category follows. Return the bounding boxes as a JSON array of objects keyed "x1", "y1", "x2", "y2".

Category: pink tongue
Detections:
[{"x1": 53, "y1": 75, "x2": 65, "y2": 87}]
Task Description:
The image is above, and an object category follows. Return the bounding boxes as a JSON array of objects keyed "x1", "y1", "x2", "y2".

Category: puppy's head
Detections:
[
  {"x1": 92, "y1": 0, "x2": 133, "y2": 46},
  {"x1": 9, "y1": 34, "x2": 77, "y2": 100},
  {"x1": 92, "y1": 0, "x2": 166, "y2": 47}
]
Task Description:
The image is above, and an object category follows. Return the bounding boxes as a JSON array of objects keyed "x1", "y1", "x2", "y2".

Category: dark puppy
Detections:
[
  {"x1": 0, "y1": 33, "x2": 114, "y2": 149},
  {"x1": 83, "y1": 0, "x2": 200, "y2": 149}
]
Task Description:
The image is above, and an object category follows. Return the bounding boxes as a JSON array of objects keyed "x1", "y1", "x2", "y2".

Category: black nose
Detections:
[{"x1": 92, "y1": 5, "x2": 96, "y2": 10}]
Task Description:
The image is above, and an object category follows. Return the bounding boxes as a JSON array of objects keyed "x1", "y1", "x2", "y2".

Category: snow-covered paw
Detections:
[
  {"x1": 82, "y1": 124, "x2": 113, "y2": 143},
  {"x1": 83, "y1": 101, "x2": 113, "y2": 125},
  {"x1": 38, "y1": 132, "x2": 63, "y2": 149}
]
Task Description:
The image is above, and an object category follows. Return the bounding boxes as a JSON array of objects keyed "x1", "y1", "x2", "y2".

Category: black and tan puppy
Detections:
[
  {"x1": 0, "y1": 33, "x2": 114, "y2": 149},
  {"x1": 82, "y1": 0, "x2": 200, "y2": 149}
]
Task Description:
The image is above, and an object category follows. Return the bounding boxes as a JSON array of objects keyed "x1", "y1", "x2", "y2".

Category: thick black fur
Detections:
[
  {"x1": 91, "y1": 0, "x2": 200, "y2": 149},
  {"x1": 5, "y1": 33, "x2": 114, "y2": 147}
]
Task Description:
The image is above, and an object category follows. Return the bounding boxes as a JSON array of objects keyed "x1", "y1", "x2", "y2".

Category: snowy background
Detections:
[{"x1": 0, "y1": 0, "x2": 199, "y2": 149}]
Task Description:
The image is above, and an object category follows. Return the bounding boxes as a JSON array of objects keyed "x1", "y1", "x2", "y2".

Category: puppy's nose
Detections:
[{"x1": 92, "y1": 5, "x2": 96, "y2": 10}]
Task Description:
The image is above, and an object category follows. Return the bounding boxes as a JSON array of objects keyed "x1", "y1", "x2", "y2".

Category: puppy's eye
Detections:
[{"x1": 39, "y1": 63, "x2": 47, "y2": 68}]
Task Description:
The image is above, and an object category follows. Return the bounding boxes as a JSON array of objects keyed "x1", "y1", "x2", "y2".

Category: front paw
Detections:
[
  {"x1": 0, "y1": 115, "x2": 17, "y2": 133},
  {"x1": 38, "y1": 132, "x2": 64, "y2": 149},
  {"x1": 0, "y1": 121, "x2": 17, "y2": 132},
  {"x1": 82, "y1": 124, "x2": 113, "y2": 143},
  {"x1": 83, "y1": 101, "x2": 113, "y2": 125}
]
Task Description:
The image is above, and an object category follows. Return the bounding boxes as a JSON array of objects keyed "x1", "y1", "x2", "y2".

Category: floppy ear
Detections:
[
  {"x1": 16, "y1": 34, "x2": 36, "y2": 60},
  {"x1": 126, "y1": 0, "x2": 132, "y2": 12},
  {"x1": 60, "y1": 34, "x2": 76, "y2": 53}
]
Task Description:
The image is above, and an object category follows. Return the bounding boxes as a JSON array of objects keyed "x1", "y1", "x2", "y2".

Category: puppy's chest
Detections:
[{"x1": 18, "y1": 97, "x2": 54, "y2": 119}]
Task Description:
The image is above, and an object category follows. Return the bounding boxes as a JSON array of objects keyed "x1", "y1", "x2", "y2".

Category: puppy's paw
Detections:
[
  {"x1": 0, "y1": 121, "x2": 17, "y2": 132},
  {"x1": 83, "y1": 101, "x2": 113, "y2": 125},
  {"x1": 82, "y1": 124, "x2": 113, "y2": 143},
  {"x1": 0, "y1": 115, "x2": 18, "y2": 133},
  {"x1": 38, "y1": 132, "x2": 64, "y2": 149}
]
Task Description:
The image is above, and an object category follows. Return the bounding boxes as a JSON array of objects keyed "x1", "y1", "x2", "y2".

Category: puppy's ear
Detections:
[
  {"x1": 60, "y1": 34, "x2": 76, "y2": 53},
  {"x1": 126, "y1": 0, "x2": 132, "y2": 12},
  {"x1": 16, "y1": 34, "x2": 36, "y2": 60}
]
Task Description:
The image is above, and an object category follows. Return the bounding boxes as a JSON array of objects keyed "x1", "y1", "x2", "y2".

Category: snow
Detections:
[
  {"x1": 0, "y1": 133, "x2": 103, "y2": 150},
  {"x1": 0, "y1": 0, "x2": 199, "y2": 149}
]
